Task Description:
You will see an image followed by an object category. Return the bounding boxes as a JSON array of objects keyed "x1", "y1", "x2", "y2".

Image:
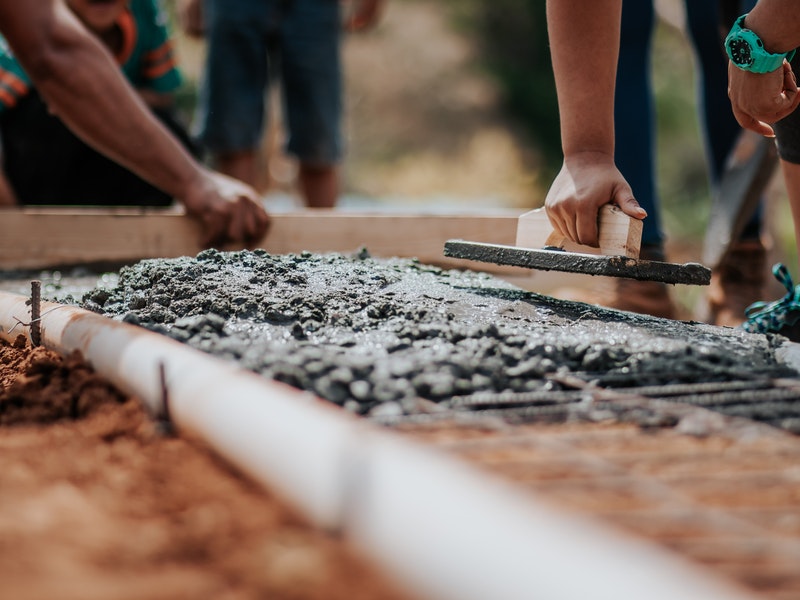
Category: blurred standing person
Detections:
[{"x1": 178, "y1": 0, "x2": 386, "y2": 208}]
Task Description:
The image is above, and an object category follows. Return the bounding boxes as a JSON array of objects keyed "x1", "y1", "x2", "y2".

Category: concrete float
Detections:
[{"x1": 0, "y1": 290, "x2": 759, "y2": 600}]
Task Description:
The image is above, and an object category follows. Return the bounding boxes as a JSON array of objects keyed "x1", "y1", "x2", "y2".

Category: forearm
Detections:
[
  {"x1": 744, "y1": 0, "x2": 800, "y2": 54},
  {"x1": 546, "y1": 0, "x2": 622, "y2": 158},
  {"x1": 1, "y1": 1, "x2": 203, "y2": 201}
]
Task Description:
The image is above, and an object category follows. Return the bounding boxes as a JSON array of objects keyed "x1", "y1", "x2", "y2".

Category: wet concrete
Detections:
[{"x1": 52, "y1": 248, "x2": 792, "y2": 419}]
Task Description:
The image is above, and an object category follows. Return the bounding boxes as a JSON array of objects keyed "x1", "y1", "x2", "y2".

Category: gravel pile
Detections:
[{"x1": 67, "y1": 248, "x2": 792, "y2": 419}]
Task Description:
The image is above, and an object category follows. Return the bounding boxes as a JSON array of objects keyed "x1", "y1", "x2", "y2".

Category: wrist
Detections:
[
  {"x1": 562, "y1": 150, "x2": 615, "y2": 166},
  {"x1": 726, "y1": 13, "x2": 796, "y2": 73},
  {"x1": 174, "y1": 164, "x2": 212, "y2": 210}
]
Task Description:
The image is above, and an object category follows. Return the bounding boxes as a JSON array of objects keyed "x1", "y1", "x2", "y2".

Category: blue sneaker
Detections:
[{"x1": 741, "y1": 263, "x2": 800, "y2": 341}]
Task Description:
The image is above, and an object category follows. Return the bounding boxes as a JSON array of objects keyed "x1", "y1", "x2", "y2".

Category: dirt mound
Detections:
[
  {"x1": 0, "y1": 336, "x2": 126, "y2": 425},
  {"x1": 0, "y1": 338, "x2": 412, "y2": 600}
]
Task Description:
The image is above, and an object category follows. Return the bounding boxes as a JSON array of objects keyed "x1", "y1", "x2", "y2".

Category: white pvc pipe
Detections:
[{"x1": 0, "y1": 291, "x2": 757, "y2": 600}]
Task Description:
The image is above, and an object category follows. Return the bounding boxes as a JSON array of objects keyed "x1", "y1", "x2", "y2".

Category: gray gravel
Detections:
[{"x1": 46, "y1": 248, "x2": 792, "y2": 420}]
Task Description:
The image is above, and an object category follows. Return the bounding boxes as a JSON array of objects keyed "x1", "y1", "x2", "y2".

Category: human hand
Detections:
[
  {"x1": 177, "y1": 0, "x2": 204, "y2": 38},
  {"x1": 544, "y1": 152, "x2": 645, "y2": 248},
  {"x1": 728, "y1": 60, "x2": 800, "y2": 136},
  {"x1": 181, "y1": 169, "x2": 271, "y2": 248},
  {"x1": 343, "y1": 0, "x2": 386, "y2": 32}
]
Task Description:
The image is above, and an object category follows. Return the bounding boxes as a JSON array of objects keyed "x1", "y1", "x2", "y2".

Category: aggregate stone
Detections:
[{"x1": 65, "y1": 248, "x2": 793, "y2": 416}]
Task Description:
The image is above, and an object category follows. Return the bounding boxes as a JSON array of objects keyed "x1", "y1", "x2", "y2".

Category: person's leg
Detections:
[
  {"x1": 686, "y1": 0, "x2": 766, "y2": 326},
  {"x1": 594, "y1": 0, "x2": 676, "y2": 319},
  {"x1": 280, "y1": 0, "x2": 344, "y2": 207},
  {"x1": 195, "y1": 0, "x2": 271, "y2": 189},
  {"x1": 615, "y1": 0, "x2": 661, "y2": 248},
  {"x1": 737, "y1": 159, "x2": 800, "y2": 339},
  {"x1": 215, "y1": 151, "x2": 260, "y2": 188},
  {"x1": 684, "y1": 0, "x2": 741, "y2": 188},
  {"x1": 738, "y1": 53, "x2": 800, "y2": 339},
  {"x1": 685, "y1": 0, "x2": 758, "y2": 217},
  {"x1": 770, "y1": 56, "x2": 800, "y2": 278},
  {"x1": 298, "y1": 163, "x2": 338, "y2": 208},
  {"x1": 781, "y1": 161, "x2": 800, "y2": 257}
]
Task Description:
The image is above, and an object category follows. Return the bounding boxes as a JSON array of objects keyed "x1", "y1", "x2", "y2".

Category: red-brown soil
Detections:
[{"x1": 0, "y1": 337, "x2": 412, "y2": 600}]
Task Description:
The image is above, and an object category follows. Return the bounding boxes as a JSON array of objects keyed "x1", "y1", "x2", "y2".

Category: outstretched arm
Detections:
[
  {"x1": 544, "y1": 0, "x2": 645, "y2": 247},
  {"x1": 0, "y1": 0, "x2": 269, "y2": 247}
]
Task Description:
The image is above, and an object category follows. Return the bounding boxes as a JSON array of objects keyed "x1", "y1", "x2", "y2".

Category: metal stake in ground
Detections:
[
  {"x1": 155, "y1": 362, "x2": 174, "y2": 436},
  {"x1": 30, "y1": 280, "x2": 41, "y2": 347}
]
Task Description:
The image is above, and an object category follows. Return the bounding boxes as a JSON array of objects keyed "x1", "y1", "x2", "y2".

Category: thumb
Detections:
[{"x1": 614, "y1": 191, "x2": 647, "y2": 220}]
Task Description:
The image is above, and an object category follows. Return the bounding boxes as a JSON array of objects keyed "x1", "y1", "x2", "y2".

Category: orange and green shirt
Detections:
[{"x1": 0, "y1": 0, "x2": 181, "y2": 112}]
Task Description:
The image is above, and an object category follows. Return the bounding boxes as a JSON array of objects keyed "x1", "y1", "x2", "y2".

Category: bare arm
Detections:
[
  {"x1": 0, "y1": 0, "x2": 269, "y2": 246},
  {"x1": 727, "y1": 1, "x2": 800, "y2": 136},
  {"x1": 543, "y1": 0, "x2": 645, "y2": 247},
  {"x1": 743, "y1": 0, "x2": 800, "y2": 54}
]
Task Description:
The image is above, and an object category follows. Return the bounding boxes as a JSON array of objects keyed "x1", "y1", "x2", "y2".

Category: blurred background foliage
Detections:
[{"x1": 448, "y1": 0, "x2": 561, "y2": 177}]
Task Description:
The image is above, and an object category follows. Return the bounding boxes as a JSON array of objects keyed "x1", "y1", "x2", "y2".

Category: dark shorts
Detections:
[
  {"x1": 197, "y1": 0, "x2": 343, "y2": 165},
  {"x1": 773, "y1": 54, "x2": 800, "y2": 164},
  {"x1": 0, "y1": 92, "x2": 197, "y2": 206}
]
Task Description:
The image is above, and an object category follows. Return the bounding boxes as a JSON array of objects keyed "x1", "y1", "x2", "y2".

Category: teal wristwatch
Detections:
[{"x1": 725, "y1": 14, "x2": 796, "y2": 73}]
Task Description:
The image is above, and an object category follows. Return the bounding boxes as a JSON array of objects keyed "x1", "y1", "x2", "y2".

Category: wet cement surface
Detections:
[{"x1": 29, "y1": 248, "x2": 787, "y2": 423}]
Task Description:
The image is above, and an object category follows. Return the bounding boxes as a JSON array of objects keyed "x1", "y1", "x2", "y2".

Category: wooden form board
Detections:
[
  {"x1": 0, "y1": 208, "x2": 531, "y2": 276},
  {"x1": 515, "y1": 205, "x2": 642, "y2": 258}
]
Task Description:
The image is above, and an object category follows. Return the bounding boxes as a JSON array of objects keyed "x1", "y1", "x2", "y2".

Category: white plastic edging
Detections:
[
  {"x1": 0, "y1": 291, "x2": 758, "y2": 600},
  {"x1": 0, "y1": 291, "x2": 353, "y2": 529}
]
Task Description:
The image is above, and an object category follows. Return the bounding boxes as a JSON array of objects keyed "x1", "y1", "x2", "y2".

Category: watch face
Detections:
[{"x1": 729, "y1": 37, "x2": 754, "y2": 66}]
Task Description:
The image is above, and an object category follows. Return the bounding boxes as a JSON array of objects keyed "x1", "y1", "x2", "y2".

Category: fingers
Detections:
[
  {"x1": 200, "y1": 211, "x2": 229, "y2": 248},
  {"x1": 225, "y1": 199, "x2": 246, "y2": 247},
  {"x1": 733, "y1": 108, "x2": 776, "y2": 137},
  {"x1": 728, "y1": 61, "x2": 800, "y2": 133},
  {"x1": 200, "y1": 198, "x2": 270, "y2": 249},
  {"x1": 228, "y1": 198, "x2": 271, "y2": 248},
  {"x1": 548, "y1": 198, "x2": 643, "y2": 249},
  {"x1": 574, "y1": 198, "x2": 642, "y2": 247},
  {"x1": 251, "y1": 205, "x2": 271, "y2": 243},
  {"x1": 545, "y1": 205, "x2": 577, "y2": 245},
  {"x1": 782, "y1": 62, "x2": 800, "y2": 113},
  {"x1": 546, "y1": 200, "x2": 597, "y2": 247},
  {"x1": 575, "y1": 210, "x2": 599, "y2": 248},
  {"x1": 615, "y1": 195, "x2": 647, "y2": 220},
  {"x1": 566, "y1": 195, "x2": 642, "y2": 248},
  {"x1": 782, "y1": 60, "x2": 796, "y2": 91}
]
